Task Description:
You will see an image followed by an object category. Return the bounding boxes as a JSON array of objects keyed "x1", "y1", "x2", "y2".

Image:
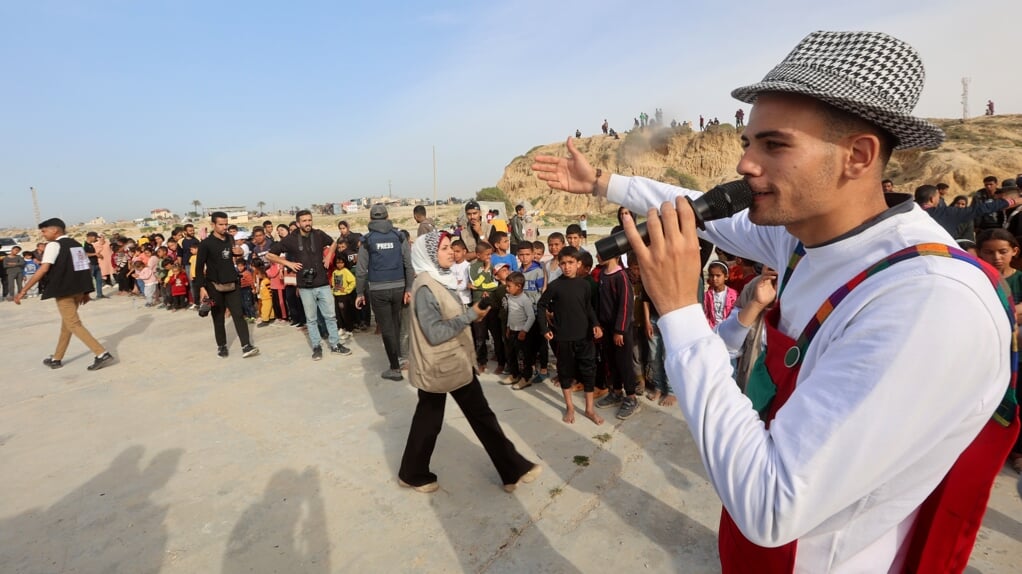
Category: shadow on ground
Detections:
[{"x1": 0, "y1": 445, "x2": 182, "y2": 573}]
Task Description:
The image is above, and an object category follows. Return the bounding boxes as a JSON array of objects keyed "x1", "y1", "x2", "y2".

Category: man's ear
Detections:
[{"x1": 844, "y1": 133, "x2": 883, "y2": 180}]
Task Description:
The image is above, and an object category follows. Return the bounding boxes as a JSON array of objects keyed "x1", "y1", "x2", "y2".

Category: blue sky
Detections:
[{"x1": 1, "y1": 0, "x2": 1019, "y2": 228}]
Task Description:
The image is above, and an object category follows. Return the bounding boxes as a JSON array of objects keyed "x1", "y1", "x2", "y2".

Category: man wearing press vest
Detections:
[
  {"x1": 356, "y1": 204, "x2": 414, "y2": 381},
  {"x1": 14, "y1": 218, "x2": 114, "y2": 371}
]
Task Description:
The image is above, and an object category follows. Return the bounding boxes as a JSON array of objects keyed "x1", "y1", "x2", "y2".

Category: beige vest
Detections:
[{"x1": 408, "y1": 273, "x2": 475, "y2": 393}]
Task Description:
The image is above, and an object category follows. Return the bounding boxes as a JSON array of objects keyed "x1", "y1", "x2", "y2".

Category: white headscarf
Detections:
[{"x1": 411, "y1": 230, "x2": 459, "y2": 290}]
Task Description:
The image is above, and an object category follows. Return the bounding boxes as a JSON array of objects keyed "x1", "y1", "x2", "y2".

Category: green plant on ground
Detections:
[
  {"x1": 572, "y1": 455, "x2": 590, "y2": 467},
  {"x1": 593, "y1": 433, "x2": 612, "y2": 444},
  {"x1": 549, "y1": 487, "x2": 563, "y2": 497},
  {"x1": 664, "y1": 168, "x2": 702, "y2": 191}
]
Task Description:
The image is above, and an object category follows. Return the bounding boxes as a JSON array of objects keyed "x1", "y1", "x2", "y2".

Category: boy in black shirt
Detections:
[
  {"x1": 594, "y1": 254, "x2": 640, "y2": 419},
  {"x1": 537, "y1": 247, "x2": 604, "y2": 425}
]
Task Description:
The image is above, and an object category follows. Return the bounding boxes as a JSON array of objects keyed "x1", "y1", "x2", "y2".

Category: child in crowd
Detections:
[
  {"x1": 489, "y1": 231, "x2": 519, "y2": 272},
  {"x1": 704, "y1": 260, "x2": 738, "y2": 328},
  {"x1": 130, "y1": 260, "x2": 158, "y2": 306},
  {"x1": 518, "y1": 241, "x2": 548, "y2": 380},
  {"x1": 640, "y1": 259, "x2": 675, "y2": 407},
  {"x1": 168, "y1": 262, "x2": 190, "y2": 310},
  {"x1": 3, "y1": 246, "x2": 25, "y2": 301},
  {"x1": 502, "y1": 272, "x2": 536, "y2": 390},
  {"x1": 450, "y1": 239, "x2": 472, "y2": 306},
  {"x1": 470, "y1": 241, "x2": 503, "y2": 373},
  {"x1": 237, "y1": 259, "x2": 256, "y2": 321},
  {"x1": 546, "y1": 232, "x2": 565, "y2": 283},
  {"x1": 594, "y1": 253, "x2": 640, "y2": 420},
  {"x1": 977, "y1": 229, "x2": 1022, "y2": 473},
  {"x1": 158, "y1": 258, "x2": 173, "y2": 308},
  {"x1": 565, "y1": 224, "x2": 587, "y2": 254},
  {"x1": 188, "y1": 243, "x2": 201, "y2": 308},
  {"x1": 331, "y1": 256, "x2": 357, "y2": 336},
  {"x1": 266, "y1": 260, "x2": 288, "y2": 323},
  {"x1": 22, "y1": 252, "x2": 39, "y2": 297},
  {"x1": 254, "y1": 263, "x2": 275, "y2": 327},
  {"x1": 533, "y1": 240, "x2": 548, "y2": 265},
  {"x1": 489, "y1": 263, "x2": 511, "y2": 375},
  {"x1": 537, "y1": 246, "x2": 603, "y2": 425}
]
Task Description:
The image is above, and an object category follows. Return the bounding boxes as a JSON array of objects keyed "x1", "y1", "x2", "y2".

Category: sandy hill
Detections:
[{"x1": 498, "y1": 115, "x2": 1022, "y2": 216}]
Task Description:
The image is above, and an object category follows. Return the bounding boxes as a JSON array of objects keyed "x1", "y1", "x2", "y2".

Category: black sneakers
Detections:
[
  {"x1": 596, "y1": 391, "x2": 623, "y2": 409},
  {"x1": 312, "y1": 346, "x2": 323, "y2": 361},
  {"x1": 43, "y1": 356, "x2": 63, "y2": 369},
  {"x1": 241, "y1": 345, "x2": 260, "y2": 358},
  {"x1": 330, "y1": 344, "x2": 352, "y2": 356},
  {"x1": 616, "y1": 396, "x2": 640, "y2": 420},
  {"x1": 217, "y1": 346, "x2": 229, "y2": 358},
  {"x1": 87, "y1": 352, "x2": 115, "y2": 371}
]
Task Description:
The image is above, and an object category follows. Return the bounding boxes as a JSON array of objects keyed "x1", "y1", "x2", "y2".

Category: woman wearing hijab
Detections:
[{"x1": 398, "y1": 230, "x2": 541, "y2": 493}]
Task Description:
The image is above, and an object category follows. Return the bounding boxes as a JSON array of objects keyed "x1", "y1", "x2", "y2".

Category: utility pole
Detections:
[
  {"x1": 432, "y1": 146, "x2": 438, "y2": 220},
  {"x1": 388, "y1": 180, "x2": 392, "y2": 198},
  {"x1": 30, "y1": 187, "x2": 41, "y2": 226},
  {"x1": 961, "y1": 77, "x2": 970, "y2": 122}
]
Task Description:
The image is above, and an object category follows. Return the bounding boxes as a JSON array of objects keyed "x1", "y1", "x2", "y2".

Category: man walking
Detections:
[
  {"x1": 14, "y1": 218, "x2": 115, "y2": 371},
  {"x1": 267, "y1": 210, "x2": 351, "y2": 360},
  {"x1": 356, "y1": 204, "x2": 413, "y2": 380},
  {"x1": 194, "y1": 211, "x2": 260, "y2": 359}
]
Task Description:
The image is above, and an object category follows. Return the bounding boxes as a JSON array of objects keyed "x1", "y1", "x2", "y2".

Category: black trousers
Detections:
[
  {"x1": 556, "y1": 338, "x2": 596, "y2": 392},
  {"x1": 369, "y1": 287, "x2": 404, "y2": 370},
  {"x1": 208, "y1": 287, "x2": 251, "y2": 348},
  {"x1": 600, "y1": 324, "x2": 638, "y2": 396},
  {"x1": 398, "y1": 378, "x2": 534, "y2": 487},
  {"x1": 334, "y1": 292, "x2": 356, "y2": 332},
  {"x1": 506, "y1": 329, "x2": 534, "y2": 380},
  {"x1": 285, "y1": 285, "x2": 305, "y2": 325},
  {"x1": 472, "y1": 308, "x2": 506, "y2": 367}
]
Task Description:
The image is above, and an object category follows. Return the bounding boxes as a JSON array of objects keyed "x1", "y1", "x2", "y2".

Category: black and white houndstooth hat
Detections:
[{"x1": 731, "y1": 31, "x2": 945, "y2": 150}]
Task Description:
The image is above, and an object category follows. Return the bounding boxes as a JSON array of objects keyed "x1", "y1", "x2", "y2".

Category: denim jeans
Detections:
[
  {"x1": 299, "y1": 285, "x2": 339, "y2": 349},
  {"x1": 647, "y1": 314, "x2": 672, "y2": 395},
  {"x1": 91, "y1": 263, "x2": 105, "y2": 297}
]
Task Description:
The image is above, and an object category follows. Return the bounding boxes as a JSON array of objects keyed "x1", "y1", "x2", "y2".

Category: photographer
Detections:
[
  {"x1": 194, "y1": 211, "x2": 259, "y2": 359},
  {"x1": 267, "y1": 210, "x2": 351, "y2": 360}
]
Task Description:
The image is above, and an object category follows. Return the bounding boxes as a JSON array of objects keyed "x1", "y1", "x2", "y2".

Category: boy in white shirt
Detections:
[{"x1": 450, "y1": 239, "x2": 471, "y2": 305}]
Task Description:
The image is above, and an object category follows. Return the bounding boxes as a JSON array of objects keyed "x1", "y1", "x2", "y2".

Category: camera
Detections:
[
  {"x1": 300, "y1": 267, "x2": 317, "y2": 287},
  {"x1": 198, "y1": 297, "x2": 214, "y2": 317}
]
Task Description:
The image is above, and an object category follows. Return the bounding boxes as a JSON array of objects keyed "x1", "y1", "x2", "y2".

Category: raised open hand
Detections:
[{"x1": 531, "y1": 137, "x2": 598, "y2": 195}]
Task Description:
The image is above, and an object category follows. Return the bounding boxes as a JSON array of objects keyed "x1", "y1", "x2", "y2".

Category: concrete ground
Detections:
[{"x1": 0, "y1": 290, "x2": 1019, "y2": 573}]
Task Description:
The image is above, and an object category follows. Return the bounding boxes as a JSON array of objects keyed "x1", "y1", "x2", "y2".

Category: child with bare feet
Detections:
[{"x1": 537, "y1": 247, "x2": 603, "y2": 425}]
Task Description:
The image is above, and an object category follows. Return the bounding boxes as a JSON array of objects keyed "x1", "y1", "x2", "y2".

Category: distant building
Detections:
[
  {"x1": 150, "y1": 208, "x2": 174, "y2": 220},
  {"x1": 203, "y1": 206, "x2": 250, "y2": 224},
  {"x1": 341, "y1": 201, "x2": 360, "y2": 214},
  {"x1": 86, "y1": 216, "x2": 107, "y2": 225}
]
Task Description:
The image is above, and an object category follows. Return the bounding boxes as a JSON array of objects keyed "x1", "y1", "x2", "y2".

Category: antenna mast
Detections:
[
  {"x1": 30, "y1": 187, "x2": 41, "y2": 225},
  {"x1": 961, "y1": 77, "x2": 970, "y2": 121}
]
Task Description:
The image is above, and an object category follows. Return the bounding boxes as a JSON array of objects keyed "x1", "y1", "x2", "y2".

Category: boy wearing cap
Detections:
[
  {"x1": 534, "y1": 31, "x2": 1015, "y2": 572},
  {"x1": 14, "y1": 218, "x2": 115, "y2": 371}
]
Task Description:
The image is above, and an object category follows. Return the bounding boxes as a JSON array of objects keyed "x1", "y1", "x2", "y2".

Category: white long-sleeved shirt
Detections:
[{"x1": 608, "y1": 175, "x2": 1011, "y2": 573}]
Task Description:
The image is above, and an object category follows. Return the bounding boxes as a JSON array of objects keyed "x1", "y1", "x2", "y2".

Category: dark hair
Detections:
[
  {"x1": 558, "y1": 246, "x2": 580, "y2": 261},
  {"x1": 515, "y1": 204, "x2": 524, "y2": 211},
  {"x1": 86, "y1": 231, "x2": 99, "y2": 238},
  {"x1": 983, "y1": 175, "x2": 998, "y2": 184},
  {"x1": 263, "y1": 220, "x2": 272, "y2": 227},
  {"x1": 184, "y1": 223, "x2": 195, "y2": 230},
  {"x1": 565, "y1": 224, "x2": 583, "y2": 237},
  {"x1": 532, "y1": 240, "x2": 544, "y2": 251},
  {"x1": 295, "y1": 209, "x2": 312, "y2": 220},
  {"x1": 578, "y1": 250, "x2": 594, "y2": 269},
  {"x1": 475, "y1": 241, "x2": 493, "y2": 254},
  {"x1": 506, "y1": 271, "x2": 525, "y2": 288},
  {"x1": 819, "y1": 100, "x2": 895, "y2": 167},
  {"x1": 936, "y1": 183, "x2": 950, "y2": 191},
  {"x1": 277, "y1": 223, "x2": 289, "y2": 231},
  {"x1": 548, "y1": 232, "x2": 565, "y2": 243},
  {"x1": 516, "y1": 242, "x2": 533, "y2": 252},
  {"x1": 451, "y1": 239, "x2": 466, "y2": 250},
  {"x1": 227, "y1": 224, "x2": 238, "y2": 232},
  {"x1": 337, "y1": 220, "x2": 349, "y2": 229},
  {"x1": 413, "y1": 205, "x2": 427, "y2": 216},
  {"x1": 914, "y1": 184, "x2": 938, "y2": 205},
  {"x1": 491, "y1": 231, "x2": 508, "y2": 242},
  {"x1": 977, "y1": 228, "x2": 1020, "y2": 250},
  {"x1": 38, "y1": 217, "x2": 66, "y2": 231},
  {"x1": 951, "y1": 195, "x2": 969, "y2": 206},
  {"x1": 161, "y1": 257, "x2": 174, "y2": 268},
  {"x1": 210, "y1": 211, "x2": 228, "y2": 223},
  {"x1": 171, "y1": 226, "x2": 183, "y2": 236},
  {"x1": 882, "y1": 179, "x2": 893, "y2": 185}
]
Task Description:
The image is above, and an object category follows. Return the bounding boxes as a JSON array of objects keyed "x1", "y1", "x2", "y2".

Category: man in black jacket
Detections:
[
  {"x1": 14, "y1": 218, "x2": 115, "y2": 371},
  {"x1": 267, "y1": 209, "x2": 351, "y2": 360},
  {"x1": 195, "y1": 212, "x2": 259, "y2": 359}
]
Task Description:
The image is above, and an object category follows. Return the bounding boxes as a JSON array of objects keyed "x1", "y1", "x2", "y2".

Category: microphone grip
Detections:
[{"x1": 595, "y1": 221, "x2": 648, "y2": 262}]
